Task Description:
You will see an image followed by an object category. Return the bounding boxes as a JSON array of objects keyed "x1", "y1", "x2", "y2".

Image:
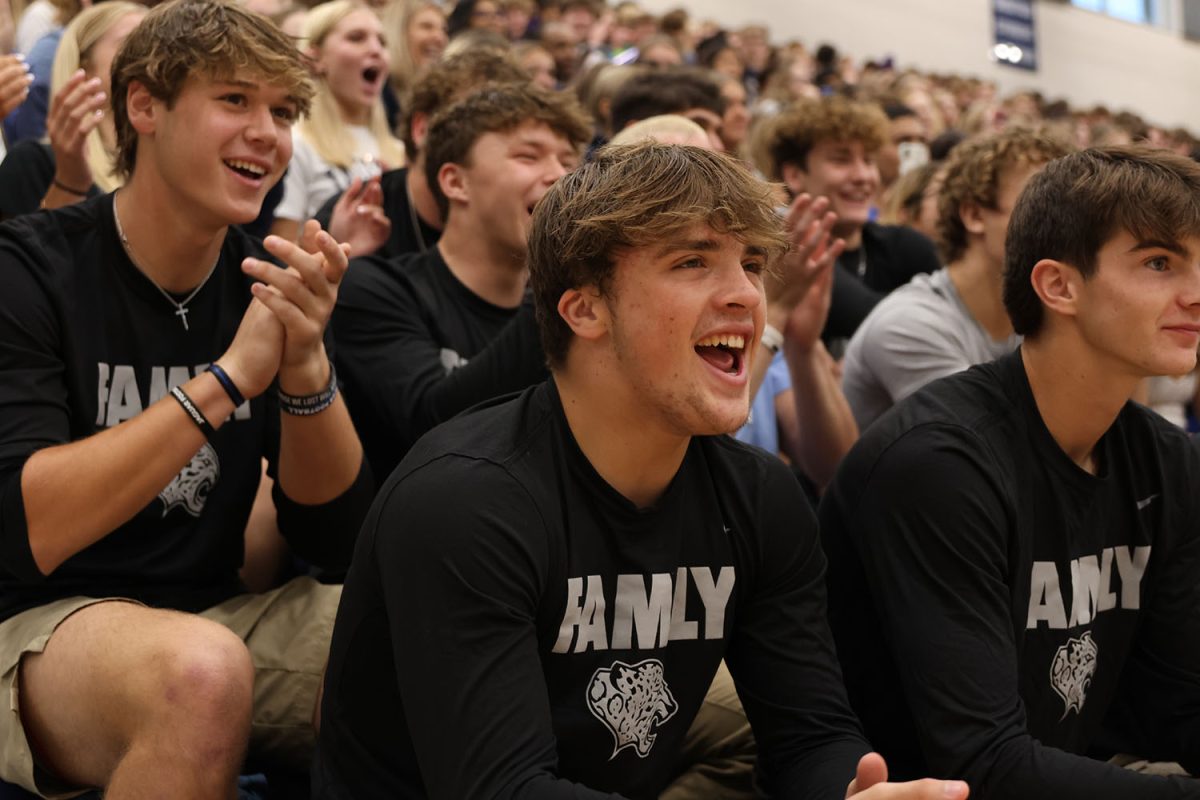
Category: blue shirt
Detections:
[
  {"x1": 734, "y1": 351, "x2": 791, "y2": 455},
  {"x1": 3, "y1": 28, "x2": 60, "y2": 145}
]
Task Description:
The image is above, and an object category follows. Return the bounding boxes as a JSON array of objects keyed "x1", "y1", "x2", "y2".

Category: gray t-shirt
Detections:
[{"x1": 842, "y1": 267, "x2": 1021, "y2": 430}]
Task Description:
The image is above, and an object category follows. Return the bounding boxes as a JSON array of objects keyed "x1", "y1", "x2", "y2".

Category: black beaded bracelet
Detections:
[
  {"x1": 52, "y1": 178, "x2": 89, "y2": 197},
  {"x1": 207, "y1": 363, "x2": 245, "y2": 408},
  {"x1": 278, "y1": 361, "x2": 338, "y2": 416},
  {"x1": 170, "y1": 385, "x2": 215, "y2": 439}
]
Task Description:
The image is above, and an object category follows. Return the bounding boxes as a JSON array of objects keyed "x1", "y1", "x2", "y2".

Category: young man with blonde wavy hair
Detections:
[
  {"x1": 0, "y1": 0, "x2": 372, "y2": 795},
  {"x1": 317, "y1": 142, "x2": 968, "y2": 800}
]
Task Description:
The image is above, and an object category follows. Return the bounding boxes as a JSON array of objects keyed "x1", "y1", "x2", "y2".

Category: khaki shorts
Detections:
[
  {"x1": 661, "y1": 661, "x2": 757, "y2": 800},
  {"x1": 0, "y1": 577, "x2": 340, "y2": 798}
]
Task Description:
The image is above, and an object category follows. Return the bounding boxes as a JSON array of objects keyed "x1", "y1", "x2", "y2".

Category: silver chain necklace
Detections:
[{"x1": 112, "y1": 195, "x2": 219, "y2": 331}]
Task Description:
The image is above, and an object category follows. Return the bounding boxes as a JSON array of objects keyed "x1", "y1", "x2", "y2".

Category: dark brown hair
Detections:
[
  {"x1": 398, "y1": 48, "x2": 529, "y2": 158},
  {"x1": 423, "y1": 81, "x2": 592, "y2": 219},
  {"x1": 1004, "y1": 144, "x2": 1200, "y2": 335}
]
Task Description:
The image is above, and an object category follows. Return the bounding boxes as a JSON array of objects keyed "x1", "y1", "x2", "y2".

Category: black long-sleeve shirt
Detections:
[
  {"x1": 821, "y1": 350, "x2": 1200, "y2": 799},
  {"x1": 823, "y1": 220, "x2": 941, "y2": 344},
  {"x1": 315, "y1": 381, "x2": 869, "y2": 799},
  {"x1": 332, "y1": 245, "x2": 548, "y2": 481},
  {"x1": 313, "y1": 166, "x2": 441, "y2": 260}
]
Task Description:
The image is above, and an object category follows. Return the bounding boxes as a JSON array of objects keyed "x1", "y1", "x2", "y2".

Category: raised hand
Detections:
[
  {"x1": 216, "y1": 297, "x2": 286, "y2": 401},
  {"x1": 46, "y1": 69, "x2": 107, "y2": 192},
  {"x1": 766, "y1": 193, "x2": 845, "y2": 319},
  {"x1": 781, "y1": 236, "x2": 836, "y2": 353},
  {"x1": 326, "y1": 175, "x2": 390, "y2": 258},
  {"x1": 0, "y1": 53, "x2": 31, "y2": 120}
]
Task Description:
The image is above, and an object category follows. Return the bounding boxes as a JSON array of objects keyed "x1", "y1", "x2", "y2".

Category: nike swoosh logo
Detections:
[{"x1": 1136, "y1": 494, "x2": 1160, "y2": 511}]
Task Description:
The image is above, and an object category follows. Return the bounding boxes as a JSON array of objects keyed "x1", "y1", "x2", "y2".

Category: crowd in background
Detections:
[
  {"x1": 2, "y1": 0, "x2": 1200, "y2": 796},
  {"x1": 2, "y1": 0, "x2": 1197, "y2": 188}
]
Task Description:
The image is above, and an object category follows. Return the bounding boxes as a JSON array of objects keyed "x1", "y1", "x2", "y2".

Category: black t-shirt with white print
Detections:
[
  {"x1": 0, "y1": 194, "x2": 368, "y2": 623},
  {"x1": 332, "y1": 245, "x2": 547, "y2": 482},
  {"x1": 821, "y1": 349, "x2": 1200, "y2": 799},
  {"x1": 314, "y1": 380, "x2": 869, "y2": 799}
]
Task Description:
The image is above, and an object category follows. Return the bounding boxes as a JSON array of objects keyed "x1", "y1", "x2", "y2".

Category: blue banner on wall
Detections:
[{"x1": 993, "y1": 0, "x2": 1038, "y2": 71}]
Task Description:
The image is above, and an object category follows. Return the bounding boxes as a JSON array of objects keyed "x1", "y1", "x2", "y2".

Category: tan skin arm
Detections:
[
  {"x1": 22, "y1": 222, "x2": 360, "y2": 575},
  {"x1": 776, "y1": 256, "x2": 858, "y2": 489},
  {"x1": 22, "y1": 301, "x2": 277, "y2": 575},
  {"x1": 239, "y1": 222, "x2": 362, "y2": 504}
]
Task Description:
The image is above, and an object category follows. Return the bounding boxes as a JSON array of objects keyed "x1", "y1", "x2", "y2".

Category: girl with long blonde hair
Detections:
[
  {"x1": 272, "y1": 0, "x2": 405, "y2": 241},
  {"x1": 381, "y1": 0, "x2": 446, "y2": 98},
  {"x1": 0, "y1": 1, "x2": 145, "y2": 219}
]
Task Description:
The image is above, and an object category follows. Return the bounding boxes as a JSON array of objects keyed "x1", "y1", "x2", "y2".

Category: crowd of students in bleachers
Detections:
[
  {"x1": 2, "y1": 0, "x2": 1200, "y2": 797},
  {"x1": 5, "y1": 0, "x2": 1198, "y2": 454}
]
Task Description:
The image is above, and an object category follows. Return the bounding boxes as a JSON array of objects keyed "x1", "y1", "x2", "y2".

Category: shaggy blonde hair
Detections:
[
  {"x1": 530, "y1": 143, "x2": 789, "y2": 366},
  {"x1": 759, "y1": 96, "x2": 889, "y2": 181},
  {"x1": 112, "y1": 0, "x2": 315, "y2": 180},
  {"x1": 937, "y1": 127, "x2": 1072, "y2": 262}
]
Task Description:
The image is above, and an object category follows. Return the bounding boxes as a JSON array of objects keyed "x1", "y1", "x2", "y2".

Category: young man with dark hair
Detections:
[
  {"x1": 765, "y1": 96, "x2": 941, "y2": 342},
  {"x1": 0, "y1": 0, "x2": 373, "y2": 796},
  {"x1": 877, "y1": 103, "x2": 929, "y2": 193},
  {"x1": 842, "y1": 128, "x2": 1071, "y2": 430},
  {"x1": 314, "y1": 49, "x2": 531, "y2": 260},
  {"x1": 540, "y1": 19, "x2": 583, "y2": 86},
  {"x1": 823, "y1": 144, "x2": 1200, "y2": 797},
  {"x1": 331, "y1": 81, "x2": 591, "y2": 481},
  {"x1": 608, "y1": 66, "x2": 726, "y2": 151},
  {"x1": 316, "y1": 142, "x2": 969, "y2": 800}
]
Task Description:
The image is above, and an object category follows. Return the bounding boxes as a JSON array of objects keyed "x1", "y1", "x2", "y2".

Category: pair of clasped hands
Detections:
[{"x1": 221, "y1": 220, "x2": 349, "y2": 402}]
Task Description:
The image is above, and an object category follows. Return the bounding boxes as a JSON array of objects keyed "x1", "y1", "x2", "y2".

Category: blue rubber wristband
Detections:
[{"x1": 207, "y1": 363, "x2": 245, "y2": 408}]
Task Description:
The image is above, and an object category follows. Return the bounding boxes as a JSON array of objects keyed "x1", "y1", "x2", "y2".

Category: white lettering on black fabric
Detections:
[
  {"x1": 553, "y1": 567, "x2": 736, "y2": 654},
  {"x1": 96, "y1": 363, "x2": 251, "y2": 428},
  {"x1": 1026, "y1": 547, "x2": 1150, "y2": 630}
]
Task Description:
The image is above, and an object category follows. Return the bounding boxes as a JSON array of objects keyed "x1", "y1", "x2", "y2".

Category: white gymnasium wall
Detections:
[{"x1": 636, "y1": 0, "x2": 1200, "y2": 132}]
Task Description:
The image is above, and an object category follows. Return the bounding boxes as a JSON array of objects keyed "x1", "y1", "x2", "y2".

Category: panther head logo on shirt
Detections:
[
  {"x1": 158, "y1": 442, "x2": 220, "y2": 517},
  {"x1": 1050, "y1": 631, "x2": 1098, "y2": 720},
  {"x1": 586, "y1": 658, "x2": 678, "y2": 759}
]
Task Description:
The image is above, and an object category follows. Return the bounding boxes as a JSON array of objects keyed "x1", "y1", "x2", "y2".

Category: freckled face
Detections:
[{"x1": 598, "y1": 226, "x2": 768, "y2": 437}]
